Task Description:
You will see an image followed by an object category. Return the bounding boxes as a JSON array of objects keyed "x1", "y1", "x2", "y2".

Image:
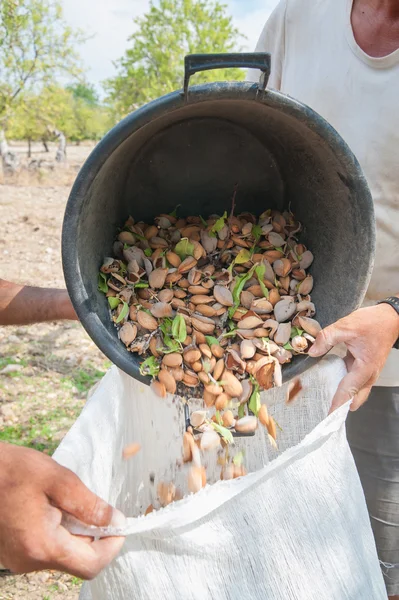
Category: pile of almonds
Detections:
[{"x1": 99, "y1": 207, "x2": 319, "y2": 493}]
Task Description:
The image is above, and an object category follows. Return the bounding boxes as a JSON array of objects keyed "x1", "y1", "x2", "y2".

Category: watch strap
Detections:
[{"x1": 377, "y1": 297, "x2": 399, "y2": 349}]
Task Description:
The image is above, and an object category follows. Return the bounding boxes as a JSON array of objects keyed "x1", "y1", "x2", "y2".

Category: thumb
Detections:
[
  {"x1": 308, "y1": 323, "x2": 342, "y2": 357},
  {"x1": 329, "y1": 358, "x2": 371, "y2": 413},
  {"x1": 46, "y1": 463, "x2": 125, "y2": 528}
]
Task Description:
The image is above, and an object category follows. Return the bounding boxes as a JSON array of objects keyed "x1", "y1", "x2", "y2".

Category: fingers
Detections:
[
  {"x1": 46, "y1": 465, "x2": 124, "y2": 528},
  {"x1": 329, "y1": 358, "x2": 374, "y2": 413},
  {"x1": 350, "y1": 385, "x2": 373, "y2": 411},
  {"x1": 48, "y1": 526, "x2": 125, "y2": 580},
  {"x1": 308, "y1": 322, "x2": 350, "y2": 357}
]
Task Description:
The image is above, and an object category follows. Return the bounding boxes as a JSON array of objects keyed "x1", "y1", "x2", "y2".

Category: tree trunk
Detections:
[
  {"x1": 0, "y1": 129, "x2": 19, "y2": 173},
  {"x1": 42, "y1": 138, "x2": 49, "y2": 152},
  {"x1": 54, "y1": 129, "x2": 67, "y2": 162},
  {"x1": 28, "y1": 138, "x2": 31, "y2": 158}
]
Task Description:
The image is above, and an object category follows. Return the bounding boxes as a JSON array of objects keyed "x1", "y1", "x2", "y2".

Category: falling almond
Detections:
[
  {"x1": 122, "y1": 442, "x2": 141, "y2": 460},
  {"x1": 258, "y1": 404, "x2": 270, "y2": 428},
  {"x1": 286, "y1": 378, "x2": 303, "y2": 404}
]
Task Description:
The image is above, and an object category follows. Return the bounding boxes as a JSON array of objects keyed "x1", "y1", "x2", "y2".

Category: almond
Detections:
[
  {"x1": 190, "y1": 294, "x2": 215, "y2": 305},
  {"x1": 158, "y1": 369, "x2": 177, "y2": 394},
  {"x1": 151, "y1": 380, "x2": 166, "y2": 398},
  {"x1": 235, "y1": 416, "x2": 258, "y2": 433},
  {"x1": 213, "y1": 285, "x2": 234, "y2": 307},
  {"x1": 148, "y1": 267, "x2": 168, "y2": 289},
  {"x1": 150, "y1": 302, "x2": 173, "y2": 318},
  {"x1": 215, "y1": 392, "x2": 230, "y2": 411},
  {"x1": 183, "y1": 348, "x2": 202, "y2": 364},
  {"x1": 137, "y1": 311, "x2": 158, "y2": 331},
  {"x1": 119, "y1": 322, "x2": 137, "y2": 346},
  {"x1": 122, "y1": 442, "x2": 141, "y2": 460},
  {"x1": 162, "y1": 353, "x2": 183, "y2": 368},
  {"x1": 222, "y1": 370, "x2": 243, "y2": 398},
  {"x1": 166, "y1": 251, "x2": 181, "y2": 267}
]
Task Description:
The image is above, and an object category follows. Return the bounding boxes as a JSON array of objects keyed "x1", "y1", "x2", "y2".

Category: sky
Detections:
[{"x1": 61, "y1": 0, "x2": 279, "y2": 91}]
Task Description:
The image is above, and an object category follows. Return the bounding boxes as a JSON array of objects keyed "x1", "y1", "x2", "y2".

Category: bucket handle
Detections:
[{"x1": 183, "y1": 52, "x2": 271, "y2": 101}]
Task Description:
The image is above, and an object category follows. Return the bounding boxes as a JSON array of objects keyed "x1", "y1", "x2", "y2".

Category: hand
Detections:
[
  {"x1": 308, "y1": 304, "x2": 399, "y2": 412},
  {"x1": 0, "y1": 443, "x2": 125, "y2": 579}
]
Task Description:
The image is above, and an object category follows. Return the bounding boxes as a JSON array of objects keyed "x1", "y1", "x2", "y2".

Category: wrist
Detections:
[
  {"x1": 54, "y1": 290, "x2": 78, "y2": 321},
  {"x1": 377, "y1": 297, "x2": 399, "y2": 342}
]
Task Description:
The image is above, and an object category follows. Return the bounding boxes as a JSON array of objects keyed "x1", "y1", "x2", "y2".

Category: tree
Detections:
[
  {"x1": 66, "y1": 82, "x2": 99, "y2": 107},
  {"x1": 66, "y1": 82, "x2": 110, "y2": 141},
  {"x1": 105, "y1": 0, "x2": 245, "y2": 118},
  {"x1": 0, "y1": 0, "x2": 82, "y2": 118},
  {"x1": 0, "y1": 0, "x2": 82, "y2": 166},
  {"x1": 7, "y1": 85, "x2": 111, "y2": 152}
]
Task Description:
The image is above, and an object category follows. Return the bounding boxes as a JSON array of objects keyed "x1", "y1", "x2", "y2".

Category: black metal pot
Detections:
[{"x1": 62, "y1": 53, "x2": 375, "y2": 385}]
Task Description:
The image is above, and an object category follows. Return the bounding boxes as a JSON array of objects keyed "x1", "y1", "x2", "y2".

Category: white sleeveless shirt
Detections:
[{"x1": 248, "y1": 0, "x2": 399, "y2": 386}]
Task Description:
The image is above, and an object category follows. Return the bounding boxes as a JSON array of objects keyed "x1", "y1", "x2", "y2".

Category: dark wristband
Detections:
[{"x1": 377, "y1": 297, "x2": 399, "y2": 349}]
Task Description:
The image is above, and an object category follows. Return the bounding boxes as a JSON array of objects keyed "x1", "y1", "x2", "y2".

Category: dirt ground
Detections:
[{"x1": 0, "y1": 143, "x2": 106, "y2": 599}]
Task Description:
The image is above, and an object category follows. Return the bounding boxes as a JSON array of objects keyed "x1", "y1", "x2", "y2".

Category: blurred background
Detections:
[{"x1": 0, "y1": 1, "x2": 277, "y2": 597}]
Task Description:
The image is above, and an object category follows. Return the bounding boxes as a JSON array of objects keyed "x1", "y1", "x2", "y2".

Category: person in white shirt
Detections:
[{"x1": 248, "y1": 0, "x2": 399, "y2": 596}]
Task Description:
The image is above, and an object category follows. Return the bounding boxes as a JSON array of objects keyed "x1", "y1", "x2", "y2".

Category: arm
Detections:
[
  {"x1": 0, "y1": 443, "x2": 125, "y2": 578},
  {"x1": 246, "y1": 0, "x2": 287, "y2": 90},
  {"x1": 0, "y1": 279, "x2": 77, "y2": 325},
  {"x1": 309, "y1": 298, "x2": 399, "y2": 411}
]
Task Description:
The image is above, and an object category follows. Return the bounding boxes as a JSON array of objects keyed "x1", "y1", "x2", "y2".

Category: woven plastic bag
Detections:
[{"x1": 54, "y1": 356, "x2": 387, "y2": 600}]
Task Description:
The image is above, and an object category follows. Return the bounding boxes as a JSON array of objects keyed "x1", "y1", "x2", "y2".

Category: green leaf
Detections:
[
  {"x1": 139, "y1": 356, "x2": 160, "y2": 378},
  {"x1": 108, "y1": 296, "x2": 121, "y2": 310},
  {"x1": 234, "y1": 248, "x2": 251, "y2": 265},
  {"x1": 205, "y1": 335, "x2": 219, "y2": 347},
  {"x1": 159, "y1": 317, "x2": 173, "y2": 335},
  {"x1": 252, "y1": 224, "x2": 262, "y2": 243},
  {"x1": 171, "y1": 314, "x2": 187, "y2": 343},
  {"x1": 229, "y1": 264, "x2": 257, "y2": 318},
  {"x1": 98, "y1": 272, "x2": 108, "y2": 293},
  {"x1": 169, "y1": 204, "x2": 181, "y2": 218},
  {"x1": 284, "y1": 342, "x2": 294, "y2": 351},
  {"x1": 209, "y1": 211, "x2": 227, "y2": 237},
  {"x1": 248, "y1": 385, "x2": 261, "y2": 417},
  {"x1": 233, "y1": 450, "x2": 245, "y2": 467},
  {"x1": 221, "y1": 329, "x2": 238, "y2": 339},
  {"x1": 174, "y1": 237, "x2": 195, "y2": 261},
  {"x1": 211, "y1": 422, "x2": 234, "y2": 445},
  {"x1": 199, "y1": 215, "x2": 208, "y2": 227},
  {"x1": 119, "y1": 262, "x2": 127, "y2": 275},
  {"x1": 144, "y1": 248, "x2": 153, "y2": 257},
  {"x1": 275, "y1": 246, "x2": 284, "y2": 253},
  {"x1": 134, "y1": 282, "x2": 149, "y2": 289},
  {"x1": 115, "y1": 301, "x2": 129, "y2": 324},
  {"x1": 290, "y1": 326, "x2": 304, "y2": 338},
  {"x1": 255, "y1": 264, "x2": 269, "y2": 299},
  {"x1": 215, "y1": 410, "x2": 223, "y2": 426},
  {"x1": 162, "y1": 340, "x2": 182, "y2": 354},
  {"x1": 238, "y1": 403, "x2": 246, "y2": 419}
]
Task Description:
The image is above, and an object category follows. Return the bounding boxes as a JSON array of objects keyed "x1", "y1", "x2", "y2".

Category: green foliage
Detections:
[
  {"x1": 139, "y1": 356, "x2": 160, "y2": 377},
  {"x1": 0, "y1": 0, "x2": 83, "y2": 119},
  {"x1": 104, "y1": 0, "x2": 245, "y2": 117},
  {"x1": 7, "y1": 84, "x2": 110, "y2": 142},
  {"x1": 66, "y1": 82, "x2": 99, "y2": 106}
]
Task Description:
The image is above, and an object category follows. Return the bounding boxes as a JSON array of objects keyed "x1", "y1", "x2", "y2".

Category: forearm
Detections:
[{"x1": 0, "y1": 279, "x2": 77, "y2": 325}]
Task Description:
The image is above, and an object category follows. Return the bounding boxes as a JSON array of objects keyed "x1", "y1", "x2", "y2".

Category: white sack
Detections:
[{"x1": 54, "y1": 356, "x2": 387, "y2": 600}]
